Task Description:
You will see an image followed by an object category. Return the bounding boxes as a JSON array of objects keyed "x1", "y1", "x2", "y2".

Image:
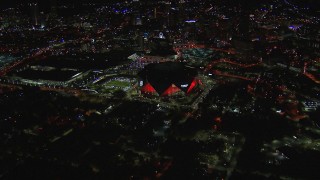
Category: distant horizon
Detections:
[{"x1": 1, "y1": 0, "x2": 319, "y2": 9}]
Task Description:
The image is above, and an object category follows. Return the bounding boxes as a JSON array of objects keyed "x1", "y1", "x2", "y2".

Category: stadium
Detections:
[{"x1": 138, "y1": 62, "x2": 200, "y2": 96}]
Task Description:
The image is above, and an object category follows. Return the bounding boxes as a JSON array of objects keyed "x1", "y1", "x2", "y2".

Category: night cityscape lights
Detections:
[{"x1": 0, "y1": 0, "x2": 319, "y2": 179}]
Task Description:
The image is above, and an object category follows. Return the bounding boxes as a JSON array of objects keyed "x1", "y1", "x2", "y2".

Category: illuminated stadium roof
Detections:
[{"x1": 138, "y1": 62, "x2": 199, "y2": 96}]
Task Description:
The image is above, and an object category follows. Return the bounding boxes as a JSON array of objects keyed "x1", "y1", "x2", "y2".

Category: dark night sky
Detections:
[
  {"x1": 1, "y1": 0, "x2": 17, "y2": 9},
  {"x1": 0, "y1": 0, "x2": 102, "y2": 9},
  {"x1": 1, "y1": 0, "x2": 319, "y2": 9}
]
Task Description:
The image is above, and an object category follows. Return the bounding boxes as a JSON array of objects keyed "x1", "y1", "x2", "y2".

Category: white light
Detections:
[
  {"x1": 159, "y1": 32, "x2": 165, "y2": 39},
  {"x1": 185, "y1": 20, "x2": 196, "y2": 23}
]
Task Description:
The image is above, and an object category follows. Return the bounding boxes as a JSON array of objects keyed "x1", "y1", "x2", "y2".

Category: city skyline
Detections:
[{"x1": 0, "y1": 0, "x2": 319, "y2": 179}]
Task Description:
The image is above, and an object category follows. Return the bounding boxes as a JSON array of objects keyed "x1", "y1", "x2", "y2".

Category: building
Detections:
[
  {"x1": 50, "y1": 0, "x2": 58, "y2": 18},
  {"x1": 303, "y1": 101, "x2": 320, "y2": 112},
  {"x1": 138, "y1": 62, "x2": 200, "y2": 96},
  {"x1": 148, "y1": 35, "x2": 176, "y2": 57},
  {"x1": 29, "y1": 3, "x2": 39, "y2": 26}
]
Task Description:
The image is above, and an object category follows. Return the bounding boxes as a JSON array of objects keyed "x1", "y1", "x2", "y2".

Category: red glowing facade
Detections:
[
  {"x1": 162, "y1": 84, "x2": 181, "y2": 96},
  {"x1": 141, "y1": 83, "x2": 157, "y2": 95},
  {"x1": 187, "y1": 79, "x2": 197, "y2": 94},
  {"x1": 138, "y1": 62, "x2": 200, "y2": 96},
  {"x1": 141, "y1": 78, "x2": 199, "y2": 96}
]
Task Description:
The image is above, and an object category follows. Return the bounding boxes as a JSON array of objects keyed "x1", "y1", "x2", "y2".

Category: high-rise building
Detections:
[
  {"x1": 132, "y1": 0, "x2": 143, "y2": 26},
  {"x1": 138, "y1": 32, "x2": 144, "y2": 50},
  {"x1": 178, "y1": 0, "x2": 186, "y2": 21},
  {"x1": 50, "y1": 0, "x2": 57, "y2": 16},
  {"x1": 165, "y1": 1, "x2": 171, "y2": 27},
  {"x1": 29, "y1": 3, "x2": 39, "y2": 26}
]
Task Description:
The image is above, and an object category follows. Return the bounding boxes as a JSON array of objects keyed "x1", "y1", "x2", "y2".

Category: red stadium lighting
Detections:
[
  {"x1": 141, "y1": 83, "x2": 157, "y2": 94},
  {"x1": 162, "y1": 84, "x2": 181, "y2": 96},
  {"x1": 187, "y1": 79, "x2": 197, "y2": 94},
  {"x1": 138, "y1": 62, "x2": 200, "y2": 96}
]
